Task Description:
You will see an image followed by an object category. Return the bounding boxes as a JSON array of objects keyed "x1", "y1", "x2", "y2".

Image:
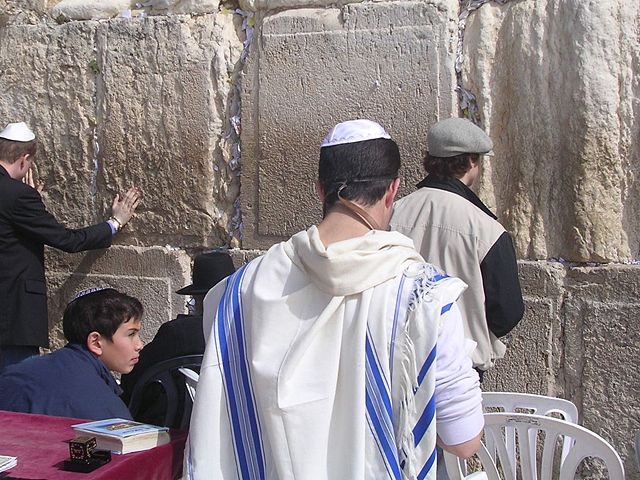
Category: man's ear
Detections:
[
  {"x1": 18, "y1": 153, "x2": 30, "y2": 169},
  {"x1": 316, "y1": 181, "x2": 326, "y2": 202},
  {"x1": 86, "y1": 331, "x2": 103, "y2": 356},
  {"x1": 385, "y1": 178, "x2": 401, "y2": 208}
]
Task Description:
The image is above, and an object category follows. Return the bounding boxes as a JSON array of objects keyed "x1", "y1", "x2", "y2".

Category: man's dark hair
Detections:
[
  {"x1": 319, "y1": 138, "x2": 400, "y2": 212},
  {"x1": 423, "y1": 152, "x2": 475, "y2": 180},
  {"x1": 63, "y1": 288, "x2": 143, "y2": 344},
  {"x1": 0, "y1": 138, "x2": 37, "y2": 164}
]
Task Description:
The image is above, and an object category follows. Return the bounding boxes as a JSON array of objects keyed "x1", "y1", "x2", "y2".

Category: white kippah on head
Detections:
[
  {"x1": 321, "y1": 119, "x2": 391, "y2": 148},
  {"x1": 0, "y1": 122, "x2": 35, "y2": 142}
]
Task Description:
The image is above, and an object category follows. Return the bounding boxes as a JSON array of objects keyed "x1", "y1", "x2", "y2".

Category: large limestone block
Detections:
[
  {"x1": 239, "y1": 0, "x2": 360, "y2": 13},
  {"x1": 50, "y1": 0, "x2": 220, "y2": 20},
  {"x1": 51, "y1": 0, "x2": 134, "y2": 20},
  {"x1": 241, "y1": 1, "x2": 458, "y2": 248},
  {"x1": 94, "y1": 14, "x2": 243, "y2": 248},
  {"x1": 483, "y1": 261, "x2": 565, "y2": 394},
  {"x1": 463, "y1": 0, "x2": 640, "y2": 262},
  {"x1": 45, "y1": 245, "x2": 191, "y2": 349},
  {"x1": 0, "y1": 22, "x2": 109, "y2": 227},
  {"x1": 564, "y1": 266, "x2": 640, "y2": 479}
]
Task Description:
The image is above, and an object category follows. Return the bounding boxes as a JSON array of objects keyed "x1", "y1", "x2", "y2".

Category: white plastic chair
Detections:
[
  {"x1": 178, "y1": 367, "x2": 200, "y2": 402},
  {"x1": 444, "y1": 392, "x2": 579, "y2": 480},
  {"x1": 477, "y1": 413, "x2": 624, "y2": 479},
  {"x1": 481, "y1": 392, "x2": 578, "y2": 467}
]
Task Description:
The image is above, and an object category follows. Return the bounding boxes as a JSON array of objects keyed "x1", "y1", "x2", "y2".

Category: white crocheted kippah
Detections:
[{"x1": 321, "y1": 119, "x2": 391, "y2": 148}]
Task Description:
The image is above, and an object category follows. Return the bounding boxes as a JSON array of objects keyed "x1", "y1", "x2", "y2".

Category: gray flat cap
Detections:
[{"x1": 427, "y1": 117, "x2": 493, "y2": 158}]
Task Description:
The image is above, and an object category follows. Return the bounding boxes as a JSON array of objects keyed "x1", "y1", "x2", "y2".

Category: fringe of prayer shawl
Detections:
[{"x1": 396, "y1": 265, "x2": 442, "y2": 480}]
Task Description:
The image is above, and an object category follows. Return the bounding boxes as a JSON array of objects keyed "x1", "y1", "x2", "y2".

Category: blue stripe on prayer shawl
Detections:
[
  {"x1": 216, "y1": 265, "x2": 266, "y2": 479},
  {"x1": 365, "y1": 333, "x2": 401, "y2": 479},
  {"x1": 413, "y1": 393, "x2": 436, "y2": 446},
  {"x1": 417, "y1": 346, "x2": 436, "y2": 387},
  {"x1": 440, "y1": 302, "x2": 453, "y2": 315},
  {"x1": 417, "y1": 448, "x2": 437, "y2": 480},
  {"x1": 389, "y1": 274, "x2": 407, "y2": 378}
]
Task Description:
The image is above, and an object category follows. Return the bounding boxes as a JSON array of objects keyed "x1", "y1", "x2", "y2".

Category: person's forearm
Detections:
[{"x1": 438, "y1": 433, "x2": 482, "y2": 459}]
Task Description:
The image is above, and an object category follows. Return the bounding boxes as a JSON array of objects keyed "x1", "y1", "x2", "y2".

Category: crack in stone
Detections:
[
  {"x1": 225, "y1": 8, "x2": 255, "y2": 244},
  {"x1": 455, "y1": 0, "x2": 511, "y2": 126}
]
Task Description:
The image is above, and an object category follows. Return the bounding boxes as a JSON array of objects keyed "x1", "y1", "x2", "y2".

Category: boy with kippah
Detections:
[{"x1": 0, "y1": 288, "x2": 143, "y2": 420}]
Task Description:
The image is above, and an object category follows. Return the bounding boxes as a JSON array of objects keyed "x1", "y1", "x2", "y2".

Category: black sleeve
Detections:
[
  {"x1": 11, "y1": 186, "x2": 112, "y2": 253},
  {"x1": 480, "y1": 232, "x2": 525, "y2": 337}
]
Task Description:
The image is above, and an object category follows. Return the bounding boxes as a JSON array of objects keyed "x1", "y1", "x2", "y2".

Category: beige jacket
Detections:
[{"x1": 391, "y1": 183, "x2": 523, "y2": 371}]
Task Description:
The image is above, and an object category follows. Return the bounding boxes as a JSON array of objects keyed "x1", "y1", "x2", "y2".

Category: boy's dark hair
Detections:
[
  {"x1": 423, "y1": 152, "x2": 475, "y2": 180},
  {"x1": 63, "y1": 288, "x2": 143, "y2": 344},
  {"x1": 319, "y1": 138, "x2": 400, "y2": 213},
  {"x1": 0, "y1": 138, "x2": 37, "y2": 164}
]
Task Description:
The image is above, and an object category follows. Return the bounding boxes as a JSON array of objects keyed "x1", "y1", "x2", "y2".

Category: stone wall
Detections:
[{"x1": 1, "y1": 0, "x2": 639, "y2": 477}]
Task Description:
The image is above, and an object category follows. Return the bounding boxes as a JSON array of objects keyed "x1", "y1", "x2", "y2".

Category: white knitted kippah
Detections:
[
  {"x1": 0, "y1": 122, "x2": 35, "y2": 142},
  {"x1": 321, "y1": 119, "x2": 391, "y2": 148}
]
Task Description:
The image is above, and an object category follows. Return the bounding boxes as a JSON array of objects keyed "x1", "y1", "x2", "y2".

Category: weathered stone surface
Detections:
[
  {"x1": 143, "y1": 0, "x2": 220, "y2": 15},
  {"x1": 517, "y1": 260, "x2": 565, "y2": 299},
  {"x1": 483, "y1": 262, "x2": 565, "y2": 395},
  {"x1": 45, "y1": 245, "x2": 191, "y2": 348},
  {"x1": 228, "y1": 248, "x2": 263, "y2": 267},
  {"x1": 52, "y1": 0, "x2": 134, "y2": 20},
  {"x1": 563, "y1": 266, "x2": 640, "y2": 479},
  {"x1": 239, "y1": 0, "x2": 360, "y2": 13},
  {"x1": 0, "y1": 14, "x2": 243, "y2": 248},
  {"x1": 463, "y1": 0, "x2": 640, "y2": 262},
  {"x1": 0, "y1": 22, "x2": 105, "y2": 226},
  {"x1": 0, "y1": 0, "x2": 51, "y2": 25},
  {"x1": 241, "y1": 1, "x2": 458, "y2": 248},
  {"x1": 94, "y1": 14, "x2": 243, "y2": 248},
  {"x1": 483, "y1": 298, "x2": 560, "y2": 394},
  {"x1": 51, "y1": 0, "x2": 220, "y2": 20}
]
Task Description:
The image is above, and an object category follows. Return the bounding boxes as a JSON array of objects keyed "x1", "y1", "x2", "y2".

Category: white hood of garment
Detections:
[{"x1": 283, "y1": 225, "x2": 424, "y2": 297}]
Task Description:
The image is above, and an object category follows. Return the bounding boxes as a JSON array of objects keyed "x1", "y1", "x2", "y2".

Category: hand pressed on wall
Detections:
[{"x1": 111, "y1": 187, "x2": 143, "y2": 228}]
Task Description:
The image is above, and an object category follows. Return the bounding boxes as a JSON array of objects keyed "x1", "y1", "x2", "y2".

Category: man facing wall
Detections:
[
  {"x1": 391, "y1": 117, "x2": 524, "y2": 380},
  {"x1": 0, "y1": 121, "x2": 142, "y2": 370}
]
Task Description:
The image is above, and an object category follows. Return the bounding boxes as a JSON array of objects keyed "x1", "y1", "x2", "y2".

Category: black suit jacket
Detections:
[
  {"x1": 0, "y1": 165, "x2": 113, "y2": 347},
  {"x1": 120, "y1": 314, "x2": 205, "y2": 425}
]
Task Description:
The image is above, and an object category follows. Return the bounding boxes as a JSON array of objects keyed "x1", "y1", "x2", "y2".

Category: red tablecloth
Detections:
[{"x1": 0, "y1": 410, "x2": 187, "y2": 479}]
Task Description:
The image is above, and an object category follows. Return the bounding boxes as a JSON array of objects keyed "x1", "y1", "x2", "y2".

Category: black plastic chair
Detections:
[{"x1": 127, "y1": 354, "x2": 203, "y2": 429}]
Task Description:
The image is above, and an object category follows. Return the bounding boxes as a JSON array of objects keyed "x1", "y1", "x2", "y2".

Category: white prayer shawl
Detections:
[{"x1": 185, "y1": 226, "x2": 467, "y2": 480}]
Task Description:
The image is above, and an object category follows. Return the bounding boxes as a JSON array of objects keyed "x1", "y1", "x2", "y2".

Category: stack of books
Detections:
[
  {"x1": 0, "y1": 455, "x2": 17, "y2": 473},
  {"x1": 71, "y1": 419, "x2": 170, "y2": 454}
]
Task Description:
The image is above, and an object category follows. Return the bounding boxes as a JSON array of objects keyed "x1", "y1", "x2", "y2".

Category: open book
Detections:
[
  {"x1": 0, "y1": 455, "x2": 17, "y2": 473},
  {"x1": 71, "y1": 418, "x2": 170, "y2": 454}
]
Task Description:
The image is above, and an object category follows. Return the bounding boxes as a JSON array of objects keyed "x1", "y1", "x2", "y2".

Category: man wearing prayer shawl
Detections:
[{"x1": 185, "y1": 120, "x2": 484, "y2": 480}]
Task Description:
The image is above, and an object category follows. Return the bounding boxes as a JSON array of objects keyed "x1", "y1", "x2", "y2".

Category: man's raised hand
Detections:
[{"x1": 111, "y1": 186, "x2": 143, "y2": 227}]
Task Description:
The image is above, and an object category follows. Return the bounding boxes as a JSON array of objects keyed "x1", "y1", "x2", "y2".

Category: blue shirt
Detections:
[{"x1": 0, "y1": 343, "x2": 132, "y2": 420}]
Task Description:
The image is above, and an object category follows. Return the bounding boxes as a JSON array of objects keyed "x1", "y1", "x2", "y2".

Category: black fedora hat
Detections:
[{"x1": 176, "y1": 251, "x2": 236, "y2": 295}]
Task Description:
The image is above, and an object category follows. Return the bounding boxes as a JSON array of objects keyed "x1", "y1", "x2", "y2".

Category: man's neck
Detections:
[
  {"x1": 456, "y1": 172, "x2": 474, "y2": 187},
  {"x1": 317, "y1": 203, "x2": 386, "y2": 247},
  {"x1": 0, "y1": 160, "x2": 21, "y2": 180}
]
